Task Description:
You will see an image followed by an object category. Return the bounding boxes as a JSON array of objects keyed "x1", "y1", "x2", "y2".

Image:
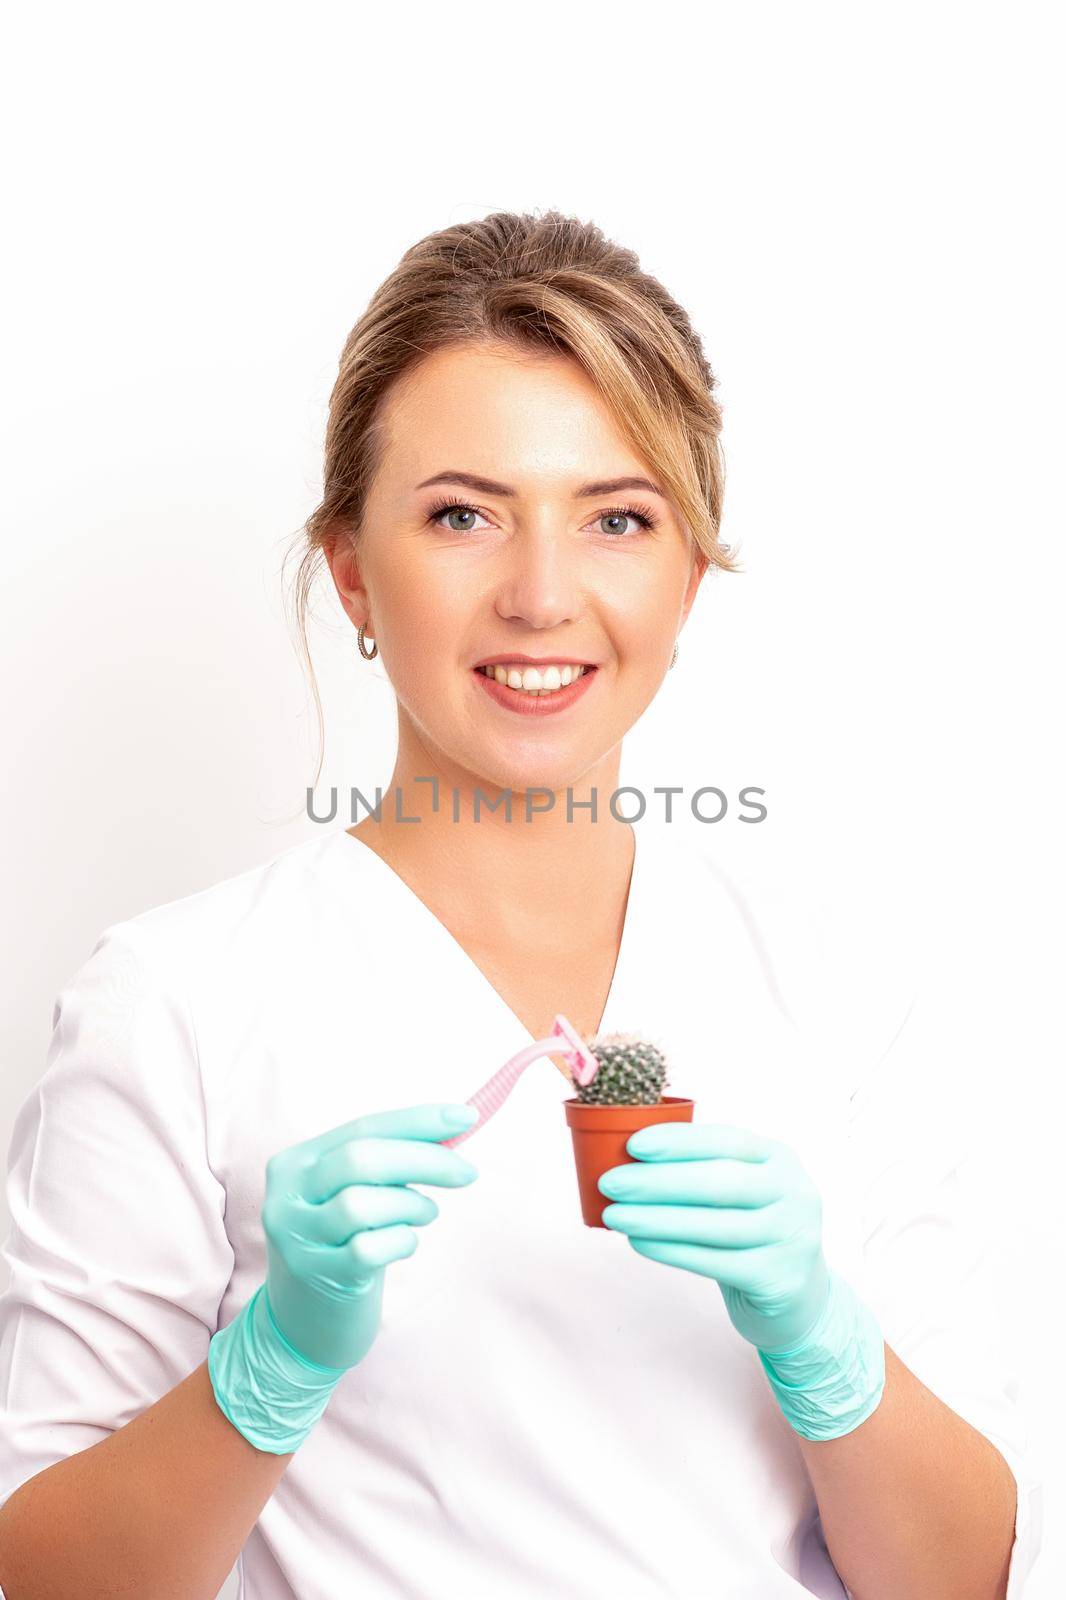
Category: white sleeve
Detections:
[
  {"x1": 0, "y1": 920, "x2": 235, "y2": 1511},
  {"x1": 844, "y1": 986, "x2": 1044, "y2": 1597}
]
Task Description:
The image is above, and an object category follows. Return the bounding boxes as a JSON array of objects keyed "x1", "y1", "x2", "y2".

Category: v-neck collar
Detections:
[{"x1": 325, "y1": 822, "x2": 654, "y2": 1046}]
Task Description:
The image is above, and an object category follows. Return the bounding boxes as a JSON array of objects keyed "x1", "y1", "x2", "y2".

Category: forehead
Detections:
[{"x1": 377, "y1": 342, "x2": 645, "y2": 488}]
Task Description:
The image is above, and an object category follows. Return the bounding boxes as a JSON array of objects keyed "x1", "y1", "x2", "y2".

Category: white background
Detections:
[{"x1": 1, "y1": 3, "x2": 1062, "y2": 1595}]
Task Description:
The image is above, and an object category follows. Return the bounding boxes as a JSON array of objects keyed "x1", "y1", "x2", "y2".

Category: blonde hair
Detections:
[{"x1": 284, "y1": 208, "x2": 741, "y2": 788}]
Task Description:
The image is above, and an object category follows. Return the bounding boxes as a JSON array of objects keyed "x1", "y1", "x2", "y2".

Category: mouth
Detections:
[
  {"x1": 475, "y1": 662, "x2": 593, "y2": 696},
  {"x1": 472, "y1": 662, "x2": 599, "y2": 716}
]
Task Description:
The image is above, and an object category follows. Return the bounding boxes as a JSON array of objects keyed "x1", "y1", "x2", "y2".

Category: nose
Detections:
[{"x1": 491, "y1": 522, "x2": 584, "y2": 632}]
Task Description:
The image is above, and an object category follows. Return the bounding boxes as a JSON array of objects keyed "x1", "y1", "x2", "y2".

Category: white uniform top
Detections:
[{"x1": 0, "y1": 823, "x2": 1042, "y2": 1598}]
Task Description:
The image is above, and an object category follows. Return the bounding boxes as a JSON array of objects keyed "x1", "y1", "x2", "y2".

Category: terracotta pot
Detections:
[{"x1": 563, "y1": 1095, "x2": 695, "y2": 1228}]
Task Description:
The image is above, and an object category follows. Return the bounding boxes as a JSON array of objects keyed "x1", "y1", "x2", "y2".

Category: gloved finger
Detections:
[
  {"x1": 272, "y1": 1219, "x2": 419, "y2": 1288},
  {"x1": 305, "y1": 1136, "x2": 478, "y2": 1203},
  {"x1": 279, "y1": 1183, "x2": 440, "y2": 1246},
  {"x1": 626, "y1": 1122, "x2": 774, "y2": 1163},
  {"x1": 286, "y1": 1222, "x2": 419, "y2": 1286},
  {"x1": 623, "y1": 1235, "x2": 768, "y2": 1289},
  {"x1": 599, "y1": 1156, "x2": 781, "y2": 1207},
  {"x1": 602, "y1": 1202, "x2": 783, "y2": 1249},
  {"x1": 346, "y1": 1223, "x2": 419, "y2": 1273},
  {"x1": 288, "y1": 1103, "x2": 481, "y2": 1163}
]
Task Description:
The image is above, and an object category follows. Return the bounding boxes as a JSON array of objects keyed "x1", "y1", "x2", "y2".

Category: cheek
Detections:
[
  {"x1": 379, "y1": 601, "x2": 472, "y2": 713},
  {"x1": 599, "y1": 563, "x2": 684, "y2": 646},
  {"x1": 391, "y1": 639, "x2": 454, "y2": 704},
  {"x1": 615, "y1": 616, "x2": 676, "y2": 677},
  {"x1": 375, "y1": 566, "x2": 452, "y2": 659}
]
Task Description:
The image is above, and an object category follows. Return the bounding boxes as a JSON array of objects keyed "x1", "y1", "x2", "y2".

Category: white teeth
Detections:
[{"x1": 480, "y1": 663, "x2": 588, "y2": 695}]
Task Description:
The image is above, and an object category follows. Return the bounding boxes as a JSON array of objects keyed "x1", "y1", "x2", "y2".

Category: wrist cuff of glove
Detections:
[
  {"x1": 208, "y1": 1282, "x2": 348, "y2": 1455},
  {"x1": 757, "y1": 1270, "x2": 886, "y2": 1441}
]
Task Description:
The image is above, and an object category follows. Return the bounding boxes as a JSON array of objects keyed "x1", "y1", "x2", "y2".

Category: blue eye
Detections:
[
  {"x1": 595, "y1": 505, "x2": 658, "y2": 537},
  {"x1": 426, "y1": 499, "x2": 491, "y2": 534},
  {"x1": 424, "y1": 498, "x2": 659, "y2": 537}
]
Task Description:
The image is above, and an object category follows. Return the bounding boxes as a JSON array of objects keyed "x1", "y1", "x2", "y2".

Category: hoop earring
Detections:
[
  {"x1": 669, "y1": 640, "x2": 679, "y2": 670},
  {"x1": 357, "y1": 622, "x2": 378, "y2": 661}
]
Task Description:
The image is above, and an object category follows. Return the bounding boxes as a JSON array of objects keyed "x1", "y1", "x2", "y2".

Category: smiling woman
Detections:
[
  {"x1": 284, "y1": 209, "x2": 742, "y2": 796},
  {"x1": 0, "y1": 208, "x2": 1038, "y2": 1600},
  {"x1": 317, "y1": 336, "x2": 705, "y2": 784}
]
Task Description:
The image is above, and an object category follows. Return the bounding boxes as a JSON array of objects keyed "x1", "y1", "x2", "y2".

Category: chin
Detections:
[{"x1": 451, "y1": 741, "x2": 595, "y2": 801}]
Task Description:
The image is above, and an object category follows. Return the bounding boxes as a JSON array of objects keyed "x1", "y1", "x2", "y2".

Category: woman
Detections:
[{"x1": 0, "y1": 211, "x2": 1038, "y2": 1598}]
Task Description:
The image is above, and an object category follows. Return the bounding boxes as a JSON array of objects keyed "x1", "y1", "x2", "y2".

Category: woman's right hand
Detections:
[{"x1": 261, "y1": 1101, "x2": 480, "y2": 1373}]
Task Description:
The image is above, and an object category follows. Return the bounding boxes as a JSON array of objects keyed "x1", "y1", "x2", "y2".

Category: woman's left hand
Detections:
[{"x1": 598, "y1": 1121, "x2": 832, "y2": 1355}]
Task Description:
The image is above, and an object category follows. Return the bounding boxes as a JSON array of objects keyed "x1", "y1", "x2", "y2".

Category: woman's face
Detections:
[{"x1": 327, "y1": 340, "x2": 708, "y2": 797}]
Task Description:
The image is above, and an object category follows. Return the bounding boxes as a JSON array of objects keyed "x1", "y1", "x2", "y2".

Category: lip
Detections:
[
  {"x1": 472, "y1": 652, "x2": 597, "y2": 669},
  {"x1": 472, "y1": 664, "x2": 598, "y2": 717}
]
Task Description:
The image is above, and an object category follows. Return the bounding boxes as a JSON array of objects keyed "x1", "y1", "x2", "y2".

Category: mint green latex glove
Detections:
[
  {"x1": 597, "y1": 1121, "x2": 885, "y2": 1439},
  {"x1": 208, "y1": 1101, "x2": 479, "y2": 1454}
]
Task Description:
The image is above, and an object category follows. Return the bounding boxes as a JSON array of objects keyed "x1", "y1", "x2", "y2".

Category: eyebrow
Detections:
[{"x1": 414, "y1": 469, "x2": 667, "y2": 501}]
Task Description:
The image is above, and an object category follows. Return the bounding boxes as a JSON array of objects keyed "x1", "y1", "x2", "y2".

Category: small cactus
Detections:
[{"x1": 575, "y1": 1031, "x2": 670, "y2": 1105}]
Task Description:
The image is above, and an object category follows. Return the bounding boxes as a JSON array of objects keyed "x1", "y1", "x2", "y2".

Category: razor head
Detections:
[{"x1": 551, "y1": 1013, "x2": 600, "y2": 1087}]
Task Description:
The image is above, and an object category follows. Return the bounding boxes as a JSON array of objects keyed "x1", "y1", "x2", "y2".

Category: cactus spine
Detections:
[{"x1": 575, "y1": 1031, "x2": 670, "y2": 1105}]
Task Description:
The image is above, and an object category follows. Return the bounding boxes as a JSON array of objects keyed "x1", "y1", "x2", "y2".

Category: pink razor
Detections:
[{"x1": 440, "y1": 1013, "x2": 600, "y2": 1148}]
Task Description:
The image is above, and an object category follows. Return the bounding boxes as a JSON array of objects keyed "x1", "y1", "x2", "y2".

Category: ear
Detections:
[
  {"x1": 322, "y1": 522, "x2": 370, "y2": 632},
  {"x1": 681, "y1": 545, "x2": 712, "y2": 619}
]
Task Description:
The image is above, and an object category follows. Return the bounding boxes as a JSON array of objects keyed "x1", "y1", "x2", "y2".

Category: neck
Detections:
[{"x1": 348, "y1": 746, "x2": 635, "y2": 946}]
